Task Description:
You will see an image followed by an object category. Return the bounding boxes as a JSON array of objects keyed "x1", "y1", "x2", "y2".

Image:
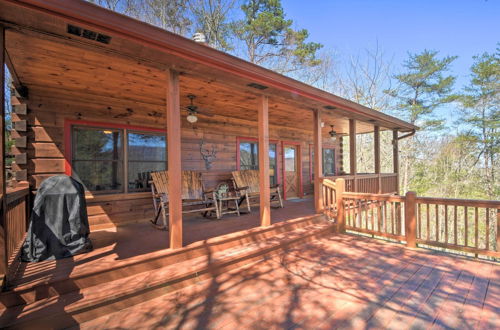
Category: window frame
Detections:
[
  {"x1": 236, "y1": 137, "x2": 281, "y2": 186},
  {"x1": 65, "y1": 119, "x2": 166, "y2": 195},
  {"x1": 309, "y1": 144, "x2": 337, "y2": 181}
]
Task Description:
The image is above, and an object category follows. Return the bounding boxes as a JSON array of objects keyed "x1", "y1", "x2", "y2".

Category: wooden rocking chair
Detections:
[
  {"x1": 150, "y1": 171, "x2": 220, "y2": 230},
  {"x1": 231, "y1": 170, "x2": 284, "y2": 212}
]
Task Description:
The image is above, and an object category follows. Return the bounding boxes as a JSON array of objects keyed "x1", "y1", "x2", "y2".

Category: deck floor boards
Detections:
[
  {"x1": 8, "y1": 199, "x2": 315, "y2": 289},
  {"x1": 77, "y1": 234, "x2": 499, "y2": 330}
]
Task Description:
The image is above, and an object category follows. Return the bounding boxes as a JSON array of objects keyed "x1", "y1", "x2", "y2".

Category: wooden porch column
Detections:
[
  {"x1": 258, "y1": 95, "x2": 271, "y2": 227},
  {"x1": 313, "y1": 109, "x2": 323, "y2": 213},
  {"x1": 349, "y1": 119, "x2": 357, "y2": 191},
  {"x1": 0, "y1": 25, "x2": 7, "y2": 282},
  {"x1": 166, "y1": 69, "x2": 183, "y2": 249},
  {"x1": 374, "y1": 125, "x2": 381, "y2": 193},
  {"x1": 393, "y1": 129, "x2": 399, "y2": 194},
  {"x1": 258, "y1": 96, "x2": 271, "y2": 227}
]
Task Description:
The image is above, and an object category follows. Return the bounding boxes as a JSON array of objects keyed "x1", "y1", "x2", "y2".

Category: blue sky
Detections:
[{"x1": 282, "y1": 0, "x2": 499, "y2": 124}]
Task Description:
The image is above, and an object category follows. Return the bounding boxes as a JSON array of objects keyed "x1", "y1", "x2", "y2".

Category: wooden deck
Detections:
[
  {"x1": 6, "y1": 199, "x2": 316, "y2": 290},
  {"x1": 78, "y1": 234, "x2": 499, "y2": 330}
]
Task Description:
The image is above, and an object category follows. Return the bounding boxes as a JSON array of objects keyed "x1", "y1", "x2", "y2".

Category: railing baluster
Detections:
[
  {"x1": 436, "y1": 204, "x2": 439, "y2": 242},
  {"x1": 391, "y1": 201, "x2": 395, "y2": 235},
  {"x1": 465, "y1": 206, "x2": 468, "y2": 247},
  {"x1": 426, "y1": 203, "x2": 430, "y2": 241},
  {"x1": 418, "y1": 203, "x2": 422, "y2": 239},
  {"x1": 445, "y1": 205, "x2": 448, "y2": 244},
  {"x1": 486, "y1": 208, "x2": 490, "y2": 251},
  {"x1": 475, "y1": 207, "x2": 479, "y2": 249}
]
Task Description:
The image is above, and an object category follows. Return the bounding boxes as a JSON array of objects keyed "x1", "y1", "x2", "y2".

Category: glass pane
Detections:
[
  {"x1": 128, "y1": 132, "x2": 166, "y2": 161},
  {"x1": 285, "y1": 147, "x2": 296, "y2": 172},
  {"x1": 73, "y1": 160, "x2": 123, "y2": 192},
  {"x1": 73, "y1": 127, "x2": 122, "y2": 160},
  {"x1": 269, "y1": 144, "x2": 277, "y2": 185},
  {"x1": 323, "y1": 148, "x2": 335, "y2": 175},
  {"x1": 128, "y1": 161, "x2": 166, "y2": 191},
  {"x1": 240, "y1": 142, "x2": 258, "y2": 170}
]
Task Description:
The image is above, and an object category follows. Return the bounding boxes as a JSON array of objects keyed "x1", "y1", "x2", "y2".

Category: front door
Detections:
[{"x1": 283, "y1": 144, "x2": 300, "y2": 199}]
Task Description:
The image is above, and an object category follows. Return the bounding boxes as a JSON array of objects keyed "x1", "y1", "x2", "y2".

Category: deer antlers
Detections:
[{"x1": 200, "y1": 140, "x2": 217, "y2": 170}]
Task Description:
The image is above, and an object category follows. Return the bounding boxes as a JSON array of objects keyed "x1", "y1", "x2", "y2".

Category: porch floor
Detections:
[
  {"x1": 78, "y1": 234, "x2": 499, "y2": 330},
  {"x1": 8, "y1": 199, "x2": 315, "y2": 289}
]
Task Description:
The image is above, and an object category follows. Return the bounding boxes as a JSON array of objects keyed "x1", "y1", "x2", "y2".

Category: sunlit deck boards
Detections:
[
  {"x1": 78, "y1": 234, "x2": 499, "y2": 330},
  {"x1": 7, "y1": 199, "x2": 315, "y2": 289}
]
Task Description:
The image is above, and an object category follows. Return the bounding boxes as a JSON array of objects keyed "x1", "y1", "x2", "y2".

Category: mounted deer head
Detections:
[{"x1": 200, "y1": 140, "x2": 217, "y2": 170}]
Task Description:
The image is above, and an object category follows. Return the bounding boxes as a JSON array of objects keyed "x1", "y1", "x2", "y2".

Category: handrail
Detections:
[
  {"x1": 320, "y1": 178, "x2": 499, "y2": 259},
  {"x1": 415, "y1": 196, "x2": 500, "y2": 209}
]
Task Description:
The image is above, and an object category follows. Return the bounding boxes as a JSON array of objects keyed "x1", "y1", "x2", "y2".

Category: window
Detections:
[
  {"x1": 71, "y1": 125, "x2": 165, "y2": 193},
  {"x1": 323, "y1": 148, "x2": 335, "y2": 176},
  {"x1": 310, "y1": 146, "x2": 336, "y2": 179},
  {"x1": 238, "y1": 139, "x2": 278, "y2": 186},
  {"x1": 127, "y1": 132, "x2": 166, "y2": 192}
]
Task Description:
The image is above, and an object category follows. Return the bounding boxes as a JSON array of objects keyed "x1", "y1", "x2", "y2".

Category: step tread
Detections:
[
  {"x1": 0, "y1": 222, "x2": 333, "y2": 327},
  {"x1": 5, "y1": 214, "x2": 321, "y2": 294}
]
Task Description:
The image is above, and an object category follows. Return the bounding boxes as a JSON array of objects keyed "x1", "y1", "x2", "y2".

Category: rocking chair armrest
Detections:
[
  {"x1": 203, "y1": 189, "x2": 215, "y2": 194},
  {"x1": 234, "y1": 186, "x2": 249, "y2": 192},
  {"x1": 270, "y1": 184, "x2": 281, "y2": 189}
]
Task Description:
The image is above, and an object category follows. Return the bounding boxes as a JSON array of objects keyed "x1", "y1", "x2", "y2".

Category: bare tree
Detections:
[{"x1": 189, "y1": 0, "x2": 237, "y2": 51}]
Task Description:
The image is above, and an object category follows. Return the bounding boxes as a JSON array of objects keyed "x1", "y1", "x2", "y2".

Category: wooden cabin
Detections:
[{"x1": 0, "y1": 1, "x2": 499, "y2": 328}]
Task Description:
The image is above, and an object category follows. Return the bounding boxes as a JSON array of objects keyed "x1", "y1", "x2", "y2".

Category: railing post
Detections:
[
  {"x1": 335, "y1": 178, "x2": 345, "y2": 233},
  {"x1": 405, "y1": 191, "x2": 417, "y2": 248}
]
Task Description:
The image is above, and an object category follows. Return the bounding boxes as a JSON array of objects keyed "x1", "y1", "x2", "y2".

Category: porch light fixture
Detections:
[
  {"x1": 186, "y1": 113, "x2": 198, "y2": 124},
  {"x1": 329, "y1": 125, "x2": 337, "y2": 142}
]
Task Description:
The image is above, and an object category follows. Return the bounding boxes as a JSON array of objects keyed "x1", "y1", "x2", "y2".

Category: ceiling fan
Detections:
[{"x1": 183, "y1": 94, "x2": 214, "y2": 123}]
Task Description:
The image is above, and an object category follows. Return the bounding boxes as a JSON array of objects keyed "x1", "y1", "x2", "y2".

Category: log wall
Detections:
[{"x1": 10, "y1": 88, "x2": 341, "y2": 230}]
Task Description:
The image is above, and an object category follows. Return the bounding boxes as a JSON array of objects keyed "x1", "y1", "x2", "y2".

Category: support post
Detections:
[
  {"x1": 393, "y1": 129, "x2": 399, "y2": 194},
  {"x1": 313, "y1": 109, "x2": 323, "y2": 213},
  {"x1": 349, "y1": 119, "x2": 357, "y2": 191},
  {"x1": 0, "y1": 25, "x2": 7, "y2": 284},
  {"x1": 404, "y1": 191, "x2": 417, "y2": 248},
  {"x1": 166, "y1": 69, "x2": 182, "y2": 249},
  {"x1": 335, "y1": 178, "x2": 345, "y2": 233},
  {"x1": 374, "y1": 125, "x2": 381, "y2": 193},
  {"x1": 258, "y1": 95, "x2": 270, "y2": 227}
]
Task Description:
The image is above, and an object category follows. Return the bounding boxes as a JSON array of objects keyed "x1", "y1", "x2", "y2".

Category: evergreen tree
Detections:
[
  {"x1": 385, "y1": 50, "x2": 458, "y2": 193},
  {"x1": 459, "y1": 46, "x2": 500, "y2": 198},
  {"x1": 231, "y1": 0, "x2": 322, "y2": 72}
]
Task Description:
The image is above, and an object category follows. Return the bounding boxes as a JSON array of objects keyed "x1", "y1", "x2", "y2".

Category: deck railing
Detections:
[
  {"x1": 2, "y1": 186, "x2": 29, "y2": 264},
  {"x1": 324, "y1": 173, "x2": 398, "y2": 194},
  {"x1": 322, "y1": 178, "x2": 500, "y2": 259}
]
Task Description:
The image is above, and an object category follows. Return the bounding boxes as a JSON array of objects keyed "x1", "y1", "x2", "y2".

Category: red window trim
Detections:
[
  {"x1": 309, "y1": 144, "x2": 337, "y2": 181},
  {"x1": 235, "y1": 136, "x2": 281, "y2": 185},
  {"x1": 64, "y1": 119, "x2": 165, "y2": 176},
  {"x1": 281, "y1": 140, "x2": 303, "y2": 200}
]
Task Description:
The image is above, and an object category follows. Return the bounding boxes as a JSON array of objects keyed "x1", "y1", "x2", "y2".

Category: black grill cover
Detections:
[{"x1": 21, "y1": 175, "x2": 93, "y2": 262}]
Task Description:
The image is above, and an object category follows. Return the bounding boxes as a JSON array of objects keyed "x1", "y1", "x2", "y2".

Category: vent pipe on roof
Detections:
[{"x1": 192, "y1": 32, "x2": 208, "y2": 45}]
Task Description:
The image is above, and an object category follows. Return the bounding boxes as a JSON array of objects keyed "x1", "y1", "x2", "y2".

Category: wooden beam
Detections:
[
  {"x1": 374, "y1": 126, "x2": 380, "y2": 174},
  {"x1": 258, "y1": 95, "x2": 271, "y2": 227},
  {"x1": 313, "y1": 109, "x2": 323, "y2": 213},
  {"x1": 374, "y1": 125, "x2": 381, "y2": 193},
  {"x1": 0, "y1": 24, "x2": 7, "y2": 285},
  {"x1": 166, "y1": 69, "x2": 182, "y2": 249},
  {"x1": 393, "y1": 129, "x2": 399, "y2": 194},
  {"x1": 349, "y1": 119, "x2": 357, "y2": 190}
]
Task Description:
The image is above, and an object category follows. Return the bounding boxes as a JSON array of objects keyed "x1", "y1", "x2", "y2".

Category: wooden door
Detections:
[{"x1": 283, "y1": 144, "x2": 300, "y2": 199}]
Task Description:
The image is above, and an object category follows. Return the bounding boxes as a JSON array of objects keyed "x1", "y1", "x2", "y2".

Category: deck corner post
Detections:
[
  {"x1": 335, "y1": 178, "x2": 345, "y2": 233},
  {"x1": 166, "y1": 68, "x2": 183, "y2": 249},
  {"x1": 258, "y1": 95, "x2": 271, "y2": 227},
  {"x1": 313, "y1": 109, "x2": 323, "y2": 213},
  {"x1": 404, "y1": 191, "x2": 417, "y2": 248},
  {"x1": 374, "y1": 125, "x2": 381, "y2": 193},
  {"x1": 349, "y1": 119, "x2": 357, "y2": 191},
  {"x1": 393, "y1": 129, "x2": 400, "y2": 194}
]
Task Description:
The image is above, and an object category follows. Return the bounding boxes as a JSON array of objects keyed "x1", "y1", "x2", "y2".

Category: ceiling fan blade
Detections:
[{"x1": 195, "y1": 107, "x2": 215, "y2": 117}]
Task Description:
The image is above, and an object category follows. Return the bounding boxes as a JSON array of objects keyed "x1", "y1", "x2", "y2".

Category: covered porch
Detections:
[{"x1": 0, "y1": 0, "x2": 416, "y2": 270}]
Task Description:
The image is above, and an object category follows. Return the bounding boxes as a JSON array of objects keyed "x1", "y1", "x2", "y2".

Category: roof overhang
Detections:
[{"x1": 1, "y1": 0, "x2": 418, "y2": 133}]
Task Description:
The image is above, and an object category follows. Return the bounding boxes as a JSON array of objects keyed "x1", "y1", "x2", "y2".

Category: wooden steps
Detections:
[{"x1": 0, "y1": 215, "x2": 334, "y2": 329}]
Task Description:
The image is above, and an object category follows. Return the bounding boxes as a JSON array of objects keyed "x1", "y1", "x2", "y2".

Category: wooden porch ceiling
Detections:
[{"x1": 1, "y1": 0, "x2": 415, "y2": 135}]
